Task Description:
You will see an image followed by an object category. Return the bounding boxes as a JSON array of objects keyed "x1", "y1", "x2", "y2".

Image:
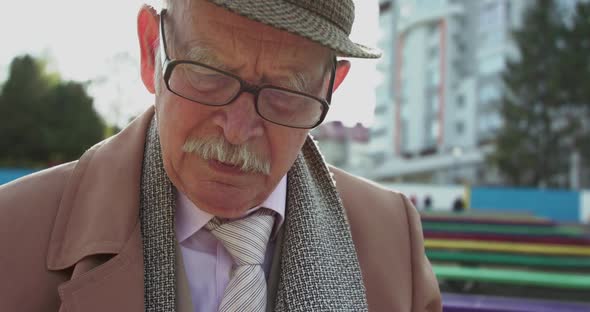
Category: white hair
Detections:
[{"x1": 143, "y1": 0, "x2": 172, "y2": 11}]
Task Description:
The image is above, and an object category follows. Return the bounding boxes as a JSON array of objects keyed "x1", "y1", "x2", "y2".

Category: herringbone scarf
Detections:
[
  {"x1": 139, "y1": 117, "x2": 368, "y2": 311},
  {"x1": 140, "y1": 118, "x2": 176, "y2": 311}
]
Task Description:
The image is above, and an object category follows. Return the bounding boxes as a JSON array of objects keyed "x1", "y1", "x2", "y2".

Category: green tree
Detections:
[
  {"x1": 0, "y1": 54, "x2": 105, "y2": 166},
  {"x1": 562, "y1": 1, "x2": 590, "y2": 106},
  {"x1": 489, "y1": 0, "x2": 590, "y2": 187},
  {"x1": 43, "y1": 81, "x2": 105, "y2": 163},
  {"x1": 561, "y1": 0, "x2": 590, "y2": 183},
  {"x1": 0, "y1": 55, "x2": 57, "y2": 165}
]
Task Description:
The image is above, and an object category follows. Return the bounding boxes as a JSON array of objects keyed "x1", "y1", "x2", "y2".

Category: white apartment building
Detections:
[
  {"x1": 366, "y1": 0, "x2": 530, "y2": 184},
  {"x1": 366, "y1": 0, "x2": 398, "y2": 166}
]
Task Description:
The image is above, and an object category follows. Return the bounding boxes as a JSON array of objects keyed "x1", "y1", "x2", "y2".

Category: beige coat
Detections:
[{"x1": 0, "y1": 107, "x2": 441, "y2": 312}]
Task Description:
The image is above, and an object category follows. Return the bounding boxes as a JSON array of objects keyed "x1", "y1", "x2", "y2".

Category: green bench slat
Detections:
[
  {"x1": 427, "y1": 250, "x2": 590, "y2": 269},
  {"x1": 433, "y1": 264, "x2": 590, "y2": 289},
  {"x1": 421, "y1": 211, "x2": 539, "y2": 219},
  {"x1": 423, "y1": 222, "x2": 586, "y2": 236}
]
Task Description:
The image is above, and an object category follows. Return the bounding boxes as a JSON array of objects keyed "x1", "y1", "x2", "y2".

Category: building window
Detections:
[
  {"x1": 490, "y1": 113, "x2": 502, "y2": 130},
  {"x1": 456, "y1": 94, "x2": 465, "y2": 108},
  {"x1": 479, "y1": 1, "x2": 506, "y2": 50},
  {"x1": 455, "y1": 36, "x2": 466, "y2": 54},
  {"x1": 480, "y1": 1, "x2": 503, "y2": 29},
  {"x1": 431, "y1": 120, "x2": 440, "y2": 140},
  {"x1": 371, "y1": 127, "x2": 387, "y2": 137},
  {"x1": 478, "y1": 112, "x2": 503, "y2": 134},
  {"x1": 401, "y1": 119, "x2": 409, "y2": 151},
  {"x1": 479, "y1": 54, "x2": 505, "y2": 75},
  {"x1": 429, "y1": 93, "x2": 439, "y2": 114},
  {"x1": 429, "y1": 46, "x2": 439, "y2": 59},
  {"x1": 428, "y1": 22, "x2": 439, "y2": 38},
  {"x1": 375, "y1": 104, "x2": 387, "y2": 115},
  {"x1": 428, "y1": 68, "x2": 440, "y2": 87},
  {"x1": 423, "y1": 119, "x2": 438, "y2": 148},
  {"x1": 455, "y1": 121, "x2": 465, "y2": 135},
  {"x1": 479, "y1": 84, "x2": 501, "y2": 104},
  {"x1": 379, "y1": 1, "x2": 392, "y2": 14}
]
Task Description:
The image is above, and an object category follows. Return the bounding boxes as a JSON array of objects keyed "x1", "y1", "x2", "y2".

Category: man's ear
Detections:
[
  {"x1": 332, "y1": 60, "x2": 351, "y2": 92},
  {"x1": 138, "y1": 5, "x2": 159, "y2": 94}
]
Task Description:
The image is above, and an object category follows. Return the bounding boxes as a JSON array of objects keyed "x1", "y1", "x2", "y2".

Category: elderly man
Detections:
[{"x1": 0, "y1": 0, "x2": 441, "y2": 311}]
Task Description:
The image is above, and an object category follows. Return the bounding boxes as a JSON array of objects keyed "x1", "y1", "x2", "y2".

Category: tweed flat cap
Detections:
[{"x1": 208, "y1": 0, "x2": 381, "y2": 59}]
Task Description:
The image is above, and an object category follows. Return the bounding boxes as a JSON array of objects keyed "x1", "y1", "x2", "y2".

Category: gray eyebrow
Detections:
[
  {"x1": 185, "y1": 44, "x2": 313, "y2": 93},
  {"x1": 185, "y1": 45, "x2": 230, "y2": 70},
  {"x1": 279, "y1": 71, "x2": 310, "y2": 93}
]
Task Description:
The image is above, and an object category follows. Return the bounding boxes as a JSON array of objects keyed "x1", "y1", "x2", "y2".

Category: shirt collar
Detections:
[{"x1": 175, "y1": 175, "x2": 287, "y2": 243}]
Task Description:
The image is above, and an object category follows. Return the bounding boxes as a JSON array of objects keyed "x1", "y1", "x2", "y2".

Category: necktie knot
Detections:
[{"x1": 206, "y1": 210, "x2": 275, "y2": 265}]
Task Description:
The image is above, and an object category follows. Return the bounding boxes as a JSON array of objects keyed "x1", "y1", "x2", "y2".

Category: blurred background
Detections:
[{"x1": 2, "y1": 0, "x2": 590, "y2": 310}]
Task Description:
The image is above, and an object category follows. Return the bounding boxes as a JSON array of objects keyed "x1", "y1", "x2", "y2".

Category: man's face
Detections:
[{"x1": 149, "y1": 1, "x2": 333, "y2": 218}]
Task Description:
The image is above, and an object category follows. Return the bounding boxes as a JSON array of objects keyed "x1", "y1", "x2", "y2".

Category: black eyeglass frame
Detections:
[{"x1": 158, "y1": 9, "x2": 337, "y2": 129}]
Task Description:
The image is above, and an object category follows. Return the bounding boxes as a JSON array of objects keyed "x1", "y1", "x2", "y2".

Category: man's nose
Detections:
[{"x1": 211, "y1": 93, "x2": 264, "y2": 145}]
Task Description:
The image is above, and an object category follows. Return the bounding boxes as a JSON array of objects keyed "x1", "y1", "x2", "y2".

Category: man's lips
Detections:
[{"x1": 208, "y1": 159, "x2": 245, "y2": 175}]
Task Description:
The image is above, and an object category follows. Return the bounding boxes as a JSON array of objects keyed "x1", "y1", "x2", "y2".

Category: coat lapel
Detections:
[
  {"x1": 57, "y1": 224, "x2": 145, "y2": 312},
  {"x1": 46, "y1": 107, "x2": 156, "y2": 312},
  {"x1": 46, "y1": 107, "x2": 155, "y2": 271}
]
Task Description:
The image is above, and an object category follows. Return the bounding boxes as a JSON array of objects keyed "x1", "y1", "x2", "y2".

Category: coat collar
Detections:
[{"x1": 47, "y1": 106, "x2": 155, "y2": 270}]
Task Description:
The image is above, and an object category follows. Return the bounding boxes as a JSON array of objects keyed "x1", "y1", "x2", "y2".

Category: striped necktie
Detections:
[{"x1": 206, "y1": 209, "x2": 275, "y2": 312}]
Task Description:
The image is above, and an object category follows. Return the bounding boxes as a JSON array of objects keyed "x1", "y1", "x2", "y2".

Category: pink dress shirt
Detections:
[{"x1": 175, "y1": 176, "x2": 287, "y2": 312}]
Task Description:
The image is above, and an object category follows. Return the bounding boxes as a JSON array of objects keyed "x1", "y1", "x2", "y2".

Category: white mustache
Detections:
[{"x1": 182, "y1": 137, "x2": 271, "y2": 175}]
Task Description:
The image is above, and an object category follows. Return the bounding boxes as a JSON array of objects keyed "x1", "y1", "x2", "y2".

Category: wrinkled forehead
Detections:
[{"x1": 169, "y1": 0, "x2": 331, "y2": 71}]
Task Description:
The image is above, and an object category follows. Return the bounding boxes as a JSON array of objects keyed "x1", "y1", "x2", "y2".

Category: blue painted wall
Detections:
[
  {"x1": 470, "y1": 187, "x2": 580, "y2": 222},
  {"x1": 0, "y1": 168, "x2": 37, "y2": 185}
]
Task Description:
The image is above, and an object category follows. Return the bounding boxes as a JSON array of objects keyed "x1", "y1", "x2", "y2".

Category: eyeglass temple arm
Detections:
[
  {"x1": 326, "y1": 57, "x2": 337, "y2": 104},
  {"x1": 159, "y1": 9, "x2": 170, "y2": 73}
]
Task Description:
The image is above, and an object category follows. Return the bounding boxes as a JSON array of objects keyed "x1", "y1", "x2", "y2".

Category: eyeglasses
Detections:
[{"x1": 158, "y1": 9, "x2": 336, "y2": 129}]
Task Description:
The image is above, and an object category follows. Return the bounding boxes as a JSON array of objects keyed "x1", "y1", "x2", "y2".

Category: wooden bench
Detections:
[
  {"x1": 425, "y1": 239, "x2": 590, "y2": 256},
  {"x1": 442, "y1": 292, "x2": 590, "y2": 312},
  {"x1": 427, "y1": 250, "x2": 590, "y2": 270},
  {"x1": 433, "y1": 265, "x2": 590, "y2": 289},
  {"x1": 420, "y1": 211, "x2": 590, "y2": 303}
]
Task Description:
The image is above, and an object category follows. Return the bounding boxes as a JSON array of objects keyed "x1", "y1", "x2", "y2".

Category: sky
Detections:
[{"x1": 0, "y1": 0, "x2": 380, "y2": 127}]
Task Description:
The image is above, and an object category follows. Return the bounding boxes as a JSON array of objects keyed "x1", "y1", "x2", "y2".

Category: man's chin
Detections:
[
  {"x1": 189, "y1": 183, "x2": 261, "y2": 218},
  {"x1": 198, "y1": 201, "x2": 253, "y2": 219}
]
